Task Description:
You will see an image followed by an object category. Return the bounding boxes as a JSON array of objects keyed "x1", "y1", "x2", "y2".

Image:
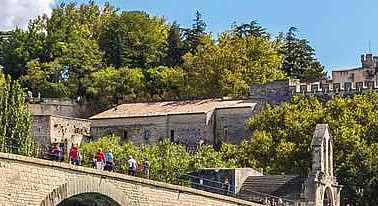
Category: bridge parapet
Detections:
[{"x1": 0, "y1": 152, "x2": 261, "y2": 206}]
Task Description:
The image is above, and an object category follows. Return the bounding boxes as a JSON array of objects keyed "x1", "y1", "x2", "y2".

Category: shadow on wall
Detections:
[{"x1": 57, "y1": 192, "x2": 121, "y2": 206}]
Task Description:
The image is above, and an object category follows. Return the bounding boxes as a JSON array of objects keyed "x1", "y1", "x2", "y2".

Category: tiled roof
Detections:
[{"x1": 89, "y1": 99, "x2": 256, "y2": 119}]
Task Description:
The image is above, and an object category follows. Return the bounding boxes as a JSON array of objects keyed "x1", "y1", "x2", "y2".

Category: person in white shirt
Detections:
[{"x1": 127, "y1": 155, "x2": 137, "y2": 176}]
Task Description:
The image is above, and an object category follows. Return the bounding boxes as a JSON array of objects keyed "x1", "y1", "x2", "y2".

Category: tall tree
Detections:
[
  {"x1": 164, "y1": 22, "x2": 185, "y2": 67},
  {"x1": 144, "y1": 66, "x2": 185, "y2": 100},
  {"x1": 280, "y1": 27, "x2": 326, "y2": 82},
  {"x1": 243, "y1": 93, "x2": 378, "y2": 205},
  {"x1": 18, "y1": 2, "x2": 105, "y2": 98},
  {"x1": 232, "y1": 20, "x2": 268, "y2": 38},
  {"x1": 184, "y1": 29, "x2": 285, "y2": 98},
  {"x1": 0, "y1": 73, "x2": 35, "y2": 156},
  {"x1": 99, "y1": 11, "x2": 168, "y2": 69},
  {"x1": 0, "y1": 28, "x2": 45, "y2": 80},
  {"x1": 183, "y1": 11, "x2": 208, "y2": 54}
]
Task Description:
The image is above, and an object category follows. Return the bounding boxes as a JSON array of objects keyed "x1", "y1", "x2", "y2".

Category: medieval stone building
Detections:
[
  {"x1": 89, "y1": 99, "x2": 257, "y2": 146},
  {"x1": 250, "y1": 53, "x2": 378, "y2": 107},
  {"x1": 332, "y1": 53, "x2": 378, "y2": 87},
  {"x1": 30, "y1": 98, "x2": 90, "y2": 155}
]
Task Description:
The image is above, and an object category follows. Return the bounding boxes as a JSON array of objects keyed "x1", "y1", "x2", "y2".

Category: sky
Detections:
[{"x1": 2, "y1": 0, "x2": 378, "y2": 75}]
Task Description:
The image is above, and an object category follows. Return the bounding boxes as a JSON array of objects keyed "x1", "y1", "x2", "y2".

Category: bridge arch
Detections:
[{"x1": 39, "y1": 176, "x2": 134, "y2": 206}]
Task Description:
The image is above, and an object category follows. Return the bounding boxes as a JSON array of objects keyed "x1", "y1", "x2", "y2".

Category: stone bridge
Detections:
[{"x1": 0, "y1": 152, "x2": 261, "y2": 206}]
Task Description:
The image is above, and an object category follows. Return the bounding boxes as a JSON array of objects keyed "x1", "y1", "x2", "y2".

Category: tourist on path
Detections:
[
  {"x1": 105, "y1": 149, "x2": 115, "y2": 172},
  {"x1": 69, "y1": 143, "x2": 80, "y2": 165},
  {"x1": 94, "y1": 148, "x2": 106, "y2": 170},
  {"x1": 127, "y1": 155, "x2": 137, "y2": 176},
  {"x1": 142, "y1": 158, "x2": 150, "y2": 179}
]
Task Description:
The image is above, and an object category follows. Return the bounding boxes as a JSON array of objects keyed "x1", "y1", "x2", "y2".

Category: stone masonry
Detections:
[
  {"x1": 90, "y1": 99, "x2": 256, "y2": 146},
  {"x1": 250, "y1": 53, "x2": 378, "y2": 107},
  {"x1": 0, "y1": 152, "x2": 262, "y2": 206},
  {"x1": 32, "y1": 115, "x2": 90, "y2": 153}
]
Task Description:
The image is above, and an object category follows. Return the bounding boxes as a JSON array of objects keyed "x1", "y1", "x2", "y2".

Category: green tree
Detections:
[
  {"x1": 0, "y1": 74, "x2": 35, "y2": 156},
  {"x1": 232, "y1": 20, "x2": 268, "y2": 38},
  {"x1": 182, "y1": 11, "x2": 208, "y2": 55},
  {"x1": 99, "y1": 11, "x2": 168, "y2": 69},
  {"x1": 164, "y1": 22, "x2": 186, "y2": 67},
  {"x1": 280, "y1": 27, "x2": 326, "y2": 82},
  {"x1": 86, "y1": 67, "x2": 147, "y2": 112},
  {"x1": 184, "y1": 29, "x2": 285, "y2": 98},
  {"x1": 144, "y1": 66, "x2": 185, "y2": 100},
  {"x1": 243, "y1": 93, "x2": 378, "y2": 205},
  {"x1": 0, "y1": 28, "x2": 45, "y2": 80}
]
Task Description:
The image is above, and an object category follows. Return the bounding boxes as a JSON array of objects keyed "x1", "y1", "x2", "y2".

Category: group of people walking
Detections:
[{"x1": 66, "y1": 143, "x2": 150, "y2": 177}]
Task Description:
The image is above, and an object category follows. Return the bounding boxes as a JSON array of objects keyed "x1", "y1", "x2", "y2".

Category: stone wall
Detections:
[
  {"x1": 0, "y1": 152, "x2": 261, "y2": 206},
  {"x1": 31, "y1": 115, "x2": 90, "y2": 153},
  {"x1": 249, "y1": 80, "x2": 292, "y2": 106},
  {"x1": 32, "y1": 115, "x2": 51, "y2": 147},
  {"x1": 250, "y1": 78, "x2": 378, "y2": 107},
  {"x1": 49, "y1": 116, "x2": 90, "y2": 147},
  {"x1": 90, "y1": 116, "x2": 168, "y2": 144},
  {"x1": 168, "y1": 113, "x2": 208, "y2": 145},
  {"x1": 214, "y1": 107, "x2": 255, "y2": 144},
  {"x1": 29, "y1": 99, "x2": 79, "y2": 118},
  {"x1": 90, "y1": 107, "x2": 257, "y2": 146}
]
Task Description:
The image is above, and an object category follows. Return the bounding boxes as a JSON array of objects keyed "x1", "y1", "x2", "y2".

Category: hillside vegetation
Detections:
[{"x1": 0, "y1": 1, "x2": 325, "y2": 113}]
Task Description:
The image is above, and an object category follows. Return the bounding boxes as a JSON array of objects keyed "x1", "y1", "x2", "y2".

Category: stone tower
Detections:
[{"x1": 303, "y1": 124, "x2": 341, "y2": 206}]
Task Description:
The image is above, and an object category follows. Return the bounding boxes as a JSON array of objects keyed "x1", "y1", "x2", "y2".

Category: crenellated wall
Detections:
[{"x1": 250, "y1": 79, "x2": 378, "y2": 106}]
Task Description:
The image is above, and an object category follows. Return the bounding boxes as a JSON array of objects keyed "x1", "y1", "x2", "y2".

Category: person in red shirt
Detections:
[
  {"x1": 69, "y1": 143, "x2": 79, "y2": 165},
  {"x1": 94, "y1": 148, "x2": 105, "y2": 170}
]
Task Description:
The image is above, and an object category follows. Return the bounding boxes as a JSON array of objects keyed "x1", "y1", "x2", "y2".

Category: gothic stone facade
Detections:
[
  {"x1": 89, "y1": 99, "x2": 257, "y2": 146},
  {"x1": 303, "y1": 124, "x2": 341, "y2": 206}
]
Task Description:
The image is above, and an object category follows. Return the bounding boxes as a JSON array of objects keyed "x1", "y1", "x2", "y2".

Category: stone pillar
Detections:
[{"x1": 304, "y1": 124, "x2": 341, "y2": 206}]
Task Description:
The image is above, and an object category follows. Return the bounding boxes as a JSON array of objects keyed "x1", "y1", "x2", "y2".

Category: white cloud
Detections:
[{"x1": 0, "y1": 0, "x2": 55, "y2": 31}]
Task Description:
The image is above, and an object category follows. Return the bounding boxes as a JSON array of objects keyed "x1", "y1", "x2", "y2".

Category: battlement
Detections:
[
  {"x1": 288, "y1": 80, "x2": 377, "y2": 93},
  {"x1": 361, "y1": 53, "x2": 378, "y2": 68},
  {"x1": 250, "y1": 79, "x2": 378, "y2": 105}
]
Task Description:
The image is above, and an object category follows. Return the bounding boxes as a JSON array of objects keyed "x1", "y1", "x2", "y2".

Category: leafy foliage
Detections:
[
  {"x1": 0, "y1": 1, "x2": 325, "y2": 114},
  {"x1": 243, "y1": 93, "x2": 378, "y2": 205},
  {"x1": 80, "y1": 136, "x2": 230, "y2": 185},
  {"x1": 99, "y1": 11, "x2": 168, "y2": 69},
  {"x1": 183, "y1": 29, "x2": 285, "y2": 98},
  {"x1": 0, "y1": 73, "x2": 35, "y2": 156}
]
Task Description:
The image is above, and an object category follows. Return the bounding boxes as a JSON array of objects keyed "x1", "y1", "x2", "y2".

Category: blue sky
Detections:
[{"x1": 59, "y1": 0, "x2": 378, "y2": 74}]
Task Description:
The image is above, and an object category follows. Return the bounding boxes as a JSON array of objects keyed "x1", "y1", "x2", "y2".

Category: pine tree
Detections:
[
  {"x1": 280, "y1": 27, "x2": 326, "y2": 82},
  {"x1": 183, "y1": 11, "x2": 207, "y2": 54},
  {"x1": 164, "y1": 22, "x2": 185, "y2": 67}
]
